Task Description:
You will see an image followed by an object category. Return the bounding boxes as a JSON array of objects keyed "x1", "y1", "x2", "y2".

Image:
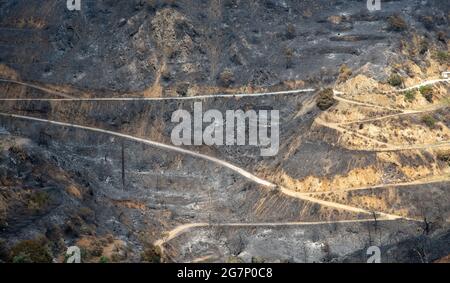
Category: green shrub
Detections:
[
  {"x1": 437, "y1": 152, "x2": 450, "y2": 166},
  {"x1": 388, "y1": 15, "x2": 407, "y2": 31},
  {"x1": 316, "y1": 88, "x2": 335, "y2": 111},
  {"x1": 437, "y1": 152, "x2": 450, "y2": 162},
  {"x1": 251, "y1": 256, "x2": 266, "y2": 263},
  {"x1": 9, "y1": 238, "x2": 52, "y2": 263},
  {"x1": 90, "y1": 241, "x2": 104, "y2": 257},
  {"x1": 338, "y1": 64, "x2": 352, "y2": 82},
  {"x1": 388, "y1": 74, "x2": 403, "y2": 87},
  {"x1": 422, "y1": 115, "x2": 437, "y2": 128},
  {"x1": 285, "y1": 23, "x2": 296, "y2": 40},
  {"x1": 99, "y1": 256, "x2": 109, "y2": 263},
  {"x1": 435, "y1": 51, "x2": 449, "y2": 64},
  {"x1": 140, "y1": 245, "x2": 161, "y2": 263},
  {"x1": 443, "y1": 97, "x2": 450, "y2": 106},
  {"x1": 226, "y1": 256, "x2": 244, "y2": 263},
  {"x1": 419, "y1": 40, "x2": 429, "y2": 55},
  {"x1": 284, "y1": 47, "x2": 294, "y2": 69},
  {"x1": 403, "y1": 90, "x2": 416, "y2": 102},
  {"x1": 12, "y1": 254, "x2": 31, "y2": 263},
  {"x1": 27, "y1": 191, "x2": 50, "y2": 211},
  {"x1": 419, "y1": 85, "x2": 434, "y2": 103},
  {"x1": 420, "y1": 16, "x2": 434, "y2": 30},
  {"x1": 176, "y1": 83, "x2": 189, "y2": 97},
  {"x1": 437, "y1": 32, "x2": 447, "y2": 43},
  {"x1": 218, "y1": 69, "x2": 234, "y2": 87}
]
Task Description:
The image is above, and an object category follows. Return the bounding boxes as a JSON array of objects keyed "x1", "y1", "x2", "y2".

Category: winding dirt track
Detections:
[
  {"x1": 303, "y1": 173, "x2": 450, "y2": 195},
  {"x1": 332, "y1": 91, "x2": 401, "y2": 112},
  {"x1": 0, "y1": 111, "x2": 412, "y2": 258},
  {"x1": 337, "y1": 107, "x2": 446, "y2": 125},
  {"x1": 315, "y1": 116, "x2": 450, "y2": 152},
  {"x1": 397, "y1": 78, "x2": 450, "y2": 92},
  {"x1": 0, "y1": 112, "x2": 274, "y2": 187},
  {"x1": 0, "y1": 78, "x2": 76, "y2": 99},
  {"x1": 333, "y1": 77, "x2": 450, "y2": 112},
  {"x1": 1, "y1": 77, "x2": 448, "y2": 260},
  {"x1": 0, "y1": 78, "x2": 315, "y2": 101},
  {"x1": 152, "y1": 78, "x2": 450, "y2": 257},
  {"x1": 0, "y1": 112, "x2": 404, "y2": 218},
  {"x1": 315, "y1": 80, "x2": 450, "y2": 152},
  {"x1": 153, "y1": 219, "x2": 401, "y2": 257}
]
